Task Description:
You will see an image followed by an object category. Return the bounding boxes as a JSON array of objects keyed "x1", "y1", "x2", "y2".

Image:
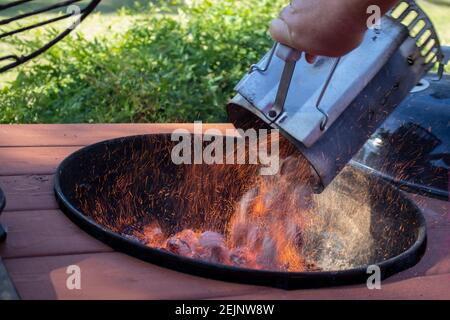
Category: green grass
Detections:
[
  {"x1": 0, "y1": 0, "x2": 150, "y2": 85},
  {"x1": 0, "y1": 0, "x2": 448, "y2": 124},
  {"x1": 0, "y1": 0, "x2": 150, "y2": 15}
]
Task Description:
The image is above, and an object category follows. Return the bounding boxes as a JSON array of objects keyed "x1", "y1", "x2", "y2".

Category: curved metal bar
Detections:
[
  {"x1": 390, "y1": 0, "x2": 444, "y2": 67},
  {"x1": 315, "y1": 57, "x2": 341, "y2": 130},
  {"x1": 249, "y1": 42, "x2": 276, "y2": 74},
  {"x1": 0, "y1": 0, "x2": 35, "y2": 11},
  {"x1": 0, "y1": 0, "x2": 102, "y2": 73},
  {"x1": 0, "y1": 54, "x2": 19, "y2": 62},
  {"x1": 0, "y1": 11, "x2": 81, "y2": 40}
]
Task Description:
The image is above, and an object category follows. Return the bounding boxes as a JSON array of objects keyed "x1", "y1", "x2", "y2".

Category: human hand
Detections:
[{"x1": 270, "y1": 0, "x2": 396, "y2": 61}]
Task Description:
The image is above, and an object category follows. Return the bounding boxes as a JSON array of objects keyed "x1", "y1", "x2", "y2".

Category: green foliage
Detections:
[{"x1": 0, "y1": 0, "x2": 284, "y2": 123}]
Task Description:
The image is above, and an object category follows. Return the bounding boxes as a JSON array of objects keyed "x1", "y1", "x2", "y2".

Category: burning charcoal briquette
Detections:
[
  {"x1": 165, "y1": 229, "x2": 199, "y2": 256},
  {"x1": 198, "y1": 231, "x2": 225, "y2": 248},
  {"x1": 230, "y1": 247, "x2": 257, "y2": 268},
  {"x1": 143, "y1": 224, "x2": 165, "y2": 246}
]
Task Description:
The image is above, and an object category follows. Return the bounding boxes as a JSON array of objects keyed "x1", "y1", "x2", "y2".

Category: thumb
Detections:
[
  {"x1": 269, "y1": 18, "x2": 293, "y2": 48},
  {"x1": 270, "y1": 18, "x2": 316, "y2": 64}
]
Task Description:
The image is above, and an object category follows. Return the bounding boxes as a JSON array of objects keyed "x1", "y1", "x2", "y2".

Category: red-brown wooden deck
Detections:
[{"x1": 0, "y1": 124, "x2": 448, "y2": 300}]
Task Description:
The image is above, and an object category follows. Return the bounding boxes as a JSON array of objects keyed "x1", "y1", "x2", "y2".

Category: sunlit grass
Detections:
[
  {"x1": 0, "y1": 0, "x2": 285, "y2": 123},
  {"x1": 0, "y1": 0, "x2": 148, "y2": 87}
]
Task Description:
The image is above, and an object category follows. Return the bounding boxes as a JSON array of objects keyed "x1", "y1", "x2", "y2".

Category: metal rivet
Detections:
[{"x1": 268, "y1": 110, "x2": 277, "y2": 118}]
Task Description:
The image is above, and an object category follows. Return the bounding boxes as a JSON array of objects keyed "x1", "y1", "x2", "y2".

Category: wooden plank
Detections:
[
  {"x1": 6, "y1": 249, "x2": 447, "y2": 300},
  {"x1": 3, "y1": 252, "x2": 265, "y2": 300},
  {"x1": 0, "y1": 125, "x2": 239, "y2": 176},
  {"x1": 0, "y1": 210, "x2": 112, "y2": 259},
  {"x1": 0, "y1": 146, "x2": 80, "y2": 176},
  {"x1": 0, "y1": 175, "x2": 56, "y2": 211},
  {"x1": 0, "y1": 124, "x2": 235, "y2": 147},
  {"x1": 214, "y1": 273, "x2": 450, "y2": 300}
]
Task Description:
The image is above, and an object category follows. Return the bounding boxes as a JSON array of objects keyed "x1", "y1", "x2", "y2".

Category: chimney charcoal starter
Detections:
[
  {"x1": 55, "y1": 134, "x2": 427, "y2": 289},
  {"x1": 227, "y1": 0, "x2": 444, "y2": 192}
]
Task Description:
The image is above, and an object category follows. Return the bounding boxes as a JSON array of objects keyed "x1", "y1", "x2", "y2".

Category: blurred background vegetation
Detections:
[{"x1": 0, "y1": 0, "x2": 449, "y2": 124}]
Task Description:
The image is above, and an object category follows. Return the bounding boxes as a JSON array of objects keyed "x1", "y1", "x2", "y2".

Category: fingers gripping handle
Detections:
[{"x1": 275, "y1": 43, "x2": 302, "y2": 62}]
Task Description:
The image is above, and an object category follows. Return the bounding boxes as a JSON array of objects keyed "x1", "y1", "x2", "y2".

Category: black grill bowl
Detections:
[{"x1": 54, "y1": 134, "x2": 427, "y2": 289}]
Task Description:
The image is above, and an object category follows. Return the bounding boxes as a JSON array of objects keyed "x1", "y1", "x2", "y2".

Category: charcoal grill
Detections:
[{"x1": 54, "y1": 134, "x2": 427, "y2": 289}]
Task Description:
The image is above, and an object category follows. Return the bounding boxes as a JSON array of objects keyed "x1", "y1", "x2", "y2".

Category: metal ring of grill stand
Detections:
[
  {"x1": 55, "y1": 134, "x2": 427, "y2": 290},
  {"x1": 0, "y1": 0, "x2": 101, "y2": 73}
]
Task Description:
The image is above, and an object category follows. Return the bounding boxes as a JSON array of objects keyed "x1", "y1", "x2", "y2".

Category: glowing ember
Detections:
[{"x1": 122, "y1": 152, "x2": 321, "y2": 272}]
